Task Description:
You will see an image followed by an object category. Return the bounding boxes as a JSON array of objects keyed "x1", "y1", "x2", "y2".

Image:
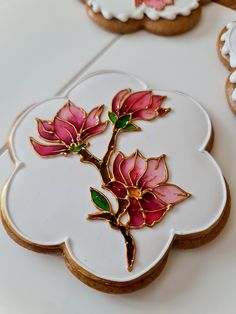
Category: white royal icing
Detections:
[
  {"x1": 87, "y1": 0, "x2": 200, "y2": 22},
  {"x1": 1, "y1": 71, "x2": 227, "y2": 282},
  {"x1": 221, "y1": 22, "x2": 236, "y2": 102}
]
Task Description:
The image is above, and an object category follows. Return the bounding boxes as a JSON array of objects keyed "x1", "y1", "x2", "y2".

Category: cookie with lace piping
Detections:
[{"x1": 82, "y1": 0, "x2": 209, "y2": 36}]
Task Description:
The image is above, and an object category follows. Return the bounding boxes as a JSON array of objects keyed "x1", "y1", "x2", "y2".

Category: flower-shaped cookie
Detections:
[
  {"x1": 0, "y1": 71, "x2": 229, "y2": 293},
  {"x1": 84, "y1": 0, "x2": 206, "y2": 35}
]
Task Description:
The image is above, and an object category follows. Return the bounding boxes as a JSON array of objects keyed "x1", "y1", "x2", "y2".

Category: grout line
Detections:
[
  {"x1": 55, "y1": 35, "x2": 122, "y2": 96},
  {"x1": 0, "y1": 33, "x2": 122, "y2": 156}
]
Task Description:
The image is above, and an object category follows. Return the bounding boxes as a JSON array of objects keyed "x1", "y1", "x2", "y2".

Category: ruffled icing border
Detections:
[
  {"x1": 220, "y1": 22, "x2": 236, "y2": 102},
  {"x1": 87, "y1": 0, "x2": 200, "y2": 22}
]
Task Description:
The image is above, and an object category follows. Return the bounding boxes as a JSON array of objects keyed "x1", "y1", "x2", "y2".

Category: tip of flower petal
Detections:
[
  {"x1": 135, "y1": 149, "x2": 145, "y2": 158},
  {"x1": 158, "y1": 107, "x2": 171, "y2": 117}
]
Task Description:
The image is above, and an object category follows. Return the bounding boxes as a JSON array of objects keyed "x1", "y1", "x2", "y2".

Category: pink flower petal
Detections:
[
  {"x1": 135, "y1": 0, "x2": 143, "y2": 6},
  {"x1": 40, "y1": 120, "x2": 53, "y2": 132},
  {"x1": 37, "y1": 119, "x2": 58, "y2": 141},
  {"x1": 140, "y1": 192, "x2": 166, "y2": 211},
  {"x1": 119, "y1": 91, "x2": 152, "y2": 115},
  {"x1": 136, "y1": 0, "x2": 173, "y2": 9},
  {"x1": 139, "y1": 155, "x2": 168, "y2": 189},
  {"x1": 132, "y1": 109, "x2": 156, "y2": 120},
  {"x1": 57, "y1": 101, "x2": 86, "y2": 133},
  {"x1": 106, "y1": 181, "x2": 127, "y2": 198},
  {"x1": 145, "y1": 208, "x2": 167, "y2": 226},
  {"x1": 149, "y1": 95, "x2": 166, "y2": 111},
  {"x1": 129, "y1": 92, "x2": 152, "y2": 112},
  {"x1": 120, "y1": 153, "x2": 136, "y2": 186},
  {"x1": 144, "y1": 0, "x2": 173, "y2": 10},
  {"x1": 127, "y1": 197, "x2": 145, "y2": 228},
  {"x1": 112, "y1": 89, "x2": 131, "y2": 115},
  {"x1": 84, "y1": 105, "x2": 103, "y2": 129},
  {"x1": 81, "y1": 122, "x2": 108, "y2": 141},
  {"x1": 129, "y1": 151, "x2": 146, "y2": 185},
  {"x1": 153, "y1": 184, "x2": 190, "y2": 205},
  {"x1": 54, "y1": 117, "x2": 78, "y2": 146},
  {"x1": 30, "y1": 138, "x2": 67, "y2": 157},
  {"x1": 113, "y1": 152, "x2": 125, "y2": 183}
]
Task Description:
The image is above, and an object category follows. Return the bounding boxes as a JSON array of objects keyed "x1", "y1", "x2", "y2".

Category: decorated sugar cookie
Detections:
[
  {"x1": 1, "y1": 71, "x2": 229, "y2": 293},
  {"x1": 82, "y1": 0, "x2": 210, "y2": 36},
  {"x1": 218, "y1": 22, "x2": 236, "y2": 114}
]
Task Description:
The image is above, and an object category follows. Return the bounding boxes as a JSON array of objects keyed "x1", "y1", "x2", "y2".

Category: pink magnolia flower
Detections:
[
  {"x1": 106, "y1": 151, "x2": 190, "y2": 228},
  {"x1": 135, "y1": 0, "x2": 174, "y2": 10},
  {"x1": 30, "y1": 101, "x2": 108, "y2": 157},
  {"x1": 111, "y1": 89, "x2": 169, "y2": 122}
]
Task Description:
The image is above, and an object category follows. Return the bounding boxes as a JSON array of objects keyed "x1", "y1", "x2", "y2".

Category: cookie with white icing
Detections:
[
  {"x1": 0, "y1": 71, "x2": 229, "y2": 293},
  {"x1": 82, "y1": 0, "x2": 210, "y2": 36},
  {"x1": 218, "y1": 22, "x2": 236, "y2": 114}
]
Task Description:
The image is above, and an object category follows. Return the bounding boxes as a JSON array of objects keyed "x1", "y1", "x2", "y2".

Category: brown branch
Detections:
[
  {"x1": 100, "y1": 128, "x2": 119, "y2": 184},
  {"x1": 78, "y1": 128, "x2": 119, "y2": 185},
  {"x1": 87, "y1": 212, "x2": 112, "y2": 221},
  {"x1": 110, "y1": 221, "x2": 136, "y2": 272},
  {"x1": 114, "y1": 199, "x2": 129, "y2": 219},
  {"x1": 78, "y1": 148, "x2": 101, "y2": 171},
  {"x1": 79, "y1": 126, "x2": 136, "y2": 271},
  {"x1": 120, "y1": 226, "x2": 136, "y2": 272},
  {"x1": 88, "y1": 210, "x2": 136, "y2": 272}
]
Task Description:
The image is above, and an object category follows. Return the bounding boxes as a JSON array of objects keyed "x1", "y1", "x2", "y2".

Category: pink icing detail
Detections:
[
  {"x1": 84, "y1": 106, "x2": 103, "y2": 129},
  {"x1": 37, "y1": 119, "x2": 58, "y2": 141},
  {"x1": 154, "y1": 184, "x2": 189, "y2": 204},
  {"x1": 149, "y1": 95, "x2": 166, "y2": 111},
  {"x1": 127, "y1": 198, "x2": 145, "y2": 228},
  {"x1": 53, "y1": 118, "x2": 77, "y2": 145},
  {"x1": 30, "y1": 139, "x2": 67, "y2": 157},
  {"x1": 110, "y1": 152, "x2": 190, "y2": 229},
  {"x1": 81, "y1": 122, "x2": 108, "y2": 141},
  {"x1": 129, "y1": 152, "x2": 146, "y2": 185},
  {"x1": 132, "y1": 109, "x2": 156, "y2": 120},
  {"x1": 31, "y1": 101, "x2": 108, "y2": 157},
  {"x1": 120, "y1": 91, "x2": 151, "y2": 115},
  {"x1": 111, "y1": 90, "x2": 167, "y2": 124},
  {"x1": 113, "y1": 152, "x2": 125, "y2": 183},
  {"x1": 106, "y1": 181, "x2": 127, "y2": 198},
  {"x1": 57, "y1": 101, "x2": 86, "y2": 133},
  {"x1": 139, "y1": 156, "x2": 167, "y2": 189},
  {"x1": 40, "y1": 120, "x2": 53, "y2": 132},
  {"x1": 145, "y1": 208, "x2": 167, "y2": 226},
  {"x1": 140, "y1": 192, "x2": 165, "y2": 211},
  {"x1": 120, "y1": 153, "x2": 136, "y2": 186},
  {"x1": 112, "y1": 89, "x2": 131, "y2": 115},
  {"x1": 135, "y1": 0, "x2": 174, "y2": 10}
]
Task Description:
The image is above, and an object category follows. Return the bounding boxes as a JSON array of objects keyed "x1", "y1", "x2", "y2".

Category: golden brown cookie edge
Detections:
[{"x1": 85, "y1": 4, "x2": 202, "y2": 36}]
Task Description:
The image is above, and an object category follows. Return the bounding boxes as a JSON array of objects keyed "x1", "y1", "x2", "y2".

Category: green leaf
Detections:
[
  {"x1": 124, "y1": 123, "x2": 138, "y2": 131},
  {"x1": 90, "y1": 188, "x2": 111, "y2": 212},
  {"x1": 115, "y1": 114, "x2": 131, "y2": 129},
  {"x1": 108, "y1": 112, "x2": 118, "y2": 123},
  {"x1": 69, "y1": 144, "x2": 86, "y2": 153}
]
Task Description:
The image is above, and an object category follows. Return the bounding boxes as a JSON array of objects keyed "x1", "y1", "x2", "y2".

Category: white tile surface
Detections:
[
  {"x1": 0, "y1": 2, "x2": 236, "y2": 314},
  {"x1": 0, "y1": 0, "x2": 117, "y2": 147}
]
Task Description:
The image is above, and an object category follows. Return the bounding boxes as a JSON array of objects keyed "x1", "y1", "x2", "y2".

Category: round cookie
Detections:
[
  {"x1": 218, "y1": 22, "x2": 236, "y2": 114},
  {"x1": 82, "y1": 0, "x2": 209, "y2": 36},
  {"x1": 1, "y1": 72, "x2": 230, "y2": 293}
]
